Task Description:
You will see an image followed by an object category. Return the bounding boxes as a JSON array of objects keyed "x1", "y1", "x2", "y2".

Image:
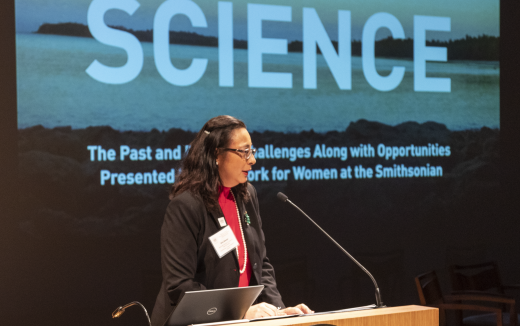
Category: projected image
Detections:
[
  {"x1": 16, "y1": 0, "x2": 499, "y2": 131},
  {"x1": 15, "y1": 0, "x2": 500, "y2": 236}
]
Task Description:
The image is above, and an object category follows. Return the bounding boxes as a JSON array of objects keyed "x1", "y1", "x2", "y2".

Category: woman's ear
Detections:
[{"x1": 214, "y1": 148, "x2": 220, "y2": 165}]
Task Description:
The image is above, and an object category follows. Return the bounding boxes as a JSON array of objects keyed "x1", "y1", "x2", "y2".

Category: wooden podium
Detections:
[{"x1": 223, "y1": 306, "x2": 438, "y2": 326}]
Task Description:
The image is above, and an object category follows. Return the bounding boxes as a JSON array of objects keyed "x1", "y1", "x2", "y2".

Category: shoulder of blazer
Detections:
[
  {"x1": 245, "y1": 183, "x2": 262, "y2": 225},
  {"x1": 246, "y1": 183, "x2": 256, "y2": 195},
  {"x1": 171, "y1": 189, "x2": 199, "y2": 201},
  {"x1": 165, "y1": 191, "x2": 208, "y2": 225},
  {"x1": 246, "y1": 183, "x2": 259, "y2": 206},
  {"x1": 168, "y1": 190, "x2": 225, "y2": 230}
]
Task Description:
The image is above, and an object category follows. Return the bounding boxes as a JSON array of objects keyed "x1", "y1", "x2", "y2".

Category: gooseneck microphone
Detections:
[
  {"x1": 277, "y1": 192, "x2": 385, "y2": 308},
  {"x1": 112, "y1": 301, "x2": 151, "y2": 326}
]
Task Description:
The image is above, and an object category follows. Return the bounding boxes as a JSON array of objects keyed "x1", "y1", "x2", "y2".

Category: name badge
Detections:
[
  {"x1": 218, "y1": 217, "x2": 227, "y2": 227},
  {"x1": 209, "y1": 225, "x2": 239, "y2": 258}
]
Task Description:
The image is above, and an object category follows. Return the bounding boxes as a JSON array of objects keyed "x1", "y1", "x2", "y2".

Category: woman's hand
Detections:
[
  {"x1": 245, "y1": 302, "x2": 314, "y2": 319},
  {"x1": 280, "y1": 303, "x2": 314, "y2": 315},
  {"x1": 245, "y1": 303, "x2": 286, "y2": 319}
]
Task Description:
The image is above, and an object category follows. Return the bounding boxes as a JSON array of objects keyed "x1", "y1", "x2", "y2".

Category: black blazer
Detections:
[{"x1": 151, "y1": 183, "x2": 284, "y2": 326}]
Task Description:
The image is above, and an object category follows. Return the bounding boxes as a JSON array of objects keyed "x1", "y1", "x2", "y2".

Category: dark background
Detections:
[{"x1": 1, "y1": 1, "x2": 519, "y2": 326}]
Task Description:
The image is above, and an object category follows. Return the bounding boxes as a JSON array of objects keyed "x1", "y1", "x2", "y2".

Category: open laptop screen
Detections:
[{"x1": 165, "y1": 285, "x2": 264, "y2": 326}]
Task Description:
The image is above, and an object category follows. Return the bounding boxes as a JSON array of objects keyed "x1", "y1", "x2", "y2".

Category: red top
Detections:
[{"x1": 218, "y1": 186, "x2": 252, "y2": 287}]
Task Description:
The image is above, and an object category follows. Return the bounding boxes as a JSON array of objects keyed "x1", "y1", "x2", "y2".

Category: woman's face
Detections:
[{"x1": 216, "y1": 128, "x2": 256, "y2": 187}]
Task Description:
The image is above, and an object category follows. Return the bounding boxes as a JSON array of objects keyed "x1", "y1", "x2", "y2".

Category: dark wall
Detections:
[{"x1": 1, "y1": 1, "x2": 519, "y2": 326}]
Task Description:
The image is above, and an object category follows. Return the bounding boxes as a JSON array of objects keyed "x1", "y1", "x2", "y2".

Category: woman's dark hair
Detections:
[{"x1": 170, "y1": 115, "x2": 250, "y2": 209}]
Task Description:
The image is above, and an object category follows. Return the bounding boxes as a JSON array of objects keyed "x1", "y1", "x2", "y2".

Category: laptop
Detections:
[{"x1": 164, "y1": 285, "x2": 264, "y2": 326}]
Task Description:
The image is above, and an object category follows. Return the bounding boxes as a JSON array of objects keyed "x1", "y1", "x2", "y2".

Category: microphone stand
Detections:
[
  {"x1": 112, "y1": 301, "x2": 151, "y2": 326},
  {"x1": 278, "y1": 192, "x2": 385, "y2": 308}
]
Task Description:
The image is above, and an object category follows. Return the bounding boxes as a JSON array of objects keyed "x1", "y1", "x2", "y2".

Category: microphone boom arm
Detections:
[
  {"x1": 112, "y1": 301, "x2": 151, "y2": 326},
  {"x1": 281, "y1": 195, "x2": 385, "y2": 308}
]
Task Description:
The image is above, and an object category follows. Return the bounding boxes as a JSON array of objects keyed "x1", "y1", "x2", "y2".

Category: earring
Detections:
[{"x1": 216, "y1": 161, "x2": 219, "y2": 165}]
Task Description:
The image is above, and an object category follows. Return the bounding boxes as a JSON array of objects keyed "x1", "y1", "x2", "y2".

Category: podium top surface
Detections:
[{"x1": 200, "y1": 305, "x2": 437, "y2": 326}]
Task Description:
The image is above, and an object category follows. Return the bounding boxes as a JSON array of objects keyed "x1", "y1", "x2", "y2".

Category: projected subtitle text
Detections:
[{"x1": 89, "y1": 142, "x2": 450, "y2": 185}]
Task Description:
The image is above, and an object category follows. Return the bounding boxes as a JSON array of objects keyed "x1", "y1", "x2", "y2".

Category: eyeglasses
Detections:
[{"x1": 220, "y1": 147, "x2": 257, "y2": 160}]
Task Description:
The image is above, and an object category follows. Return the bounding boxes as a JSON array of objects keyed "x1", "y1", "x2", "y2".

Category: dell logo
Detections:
[{"x1": 207, "y1": 307, "x2": 217, "y2": 315}]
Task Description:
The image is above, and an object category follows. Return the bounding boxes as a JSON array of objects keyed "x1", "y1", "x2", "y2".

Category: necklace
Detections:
[{"x1": 230, "y1": 191, "x2": 247, "y2": 274}]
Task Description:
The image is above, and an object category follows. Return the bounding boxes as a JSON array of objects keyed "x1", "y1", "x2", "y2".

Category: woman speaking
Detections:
[{"x1": 151, "y1": 115, "x2": 312, "y2": 326}]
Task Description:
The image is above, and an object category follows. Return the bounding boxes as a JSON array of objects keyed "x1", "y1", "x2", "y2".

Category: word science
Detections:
[{"x1": 87, "y1": 0, "x2": 451, "y2": 92}]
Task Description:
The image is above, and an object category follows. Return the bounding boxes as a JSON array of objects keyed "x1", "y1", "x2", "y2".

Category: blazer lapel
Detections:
[
  {"x1": 209, "y1": 203, "x2": 239, "y2": 268},
  {"x1": 207, "y1": 207, "x2": 224, "y2": 229},
  {"x1": 235, "y1": 191, "x2": 258, "y2": 278}
]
